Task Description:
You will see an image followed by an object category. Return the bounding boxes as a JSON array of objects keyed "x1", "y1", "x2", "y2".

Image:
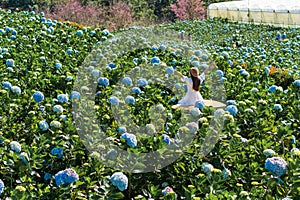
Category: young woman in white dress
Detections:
[{"x1": 172, "y1": 62, "x2": 216, "y2": 109}]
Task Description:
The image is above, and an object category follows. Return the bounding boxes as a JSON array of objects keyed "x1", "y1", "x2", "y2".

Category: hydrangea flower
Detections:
[
  {"x1": 33, "y1": 91, "x2": 44, "y2": 103},
  {"x1": 162, "y1": 134, "x2": 171, "y2": 145},
  {"x1": 226, "y1": 100, "x2": 236, "y2": 106},
  {"x1": 195, "y1": 100, "x2": 205, "y2": 110},
  {"x1": 66, "y1": 48, "x2": 73, "y2": 54},
  {"x1": 274, "y1": 104, "x2": 283, "y2": 112},
  {"x1": 50, "y1": 120, "x2": 61, "y2": 128},
  {"x1": 70, "y1": 91, "x2": 80, "y2": 100},
  {"x1": 57, "y1": 94, "x2": 68, "y2": 103},
  {"x1": 189, "y1": 107, "x2": 201, "y2": 117},
  {"x1": 39, "y1": 120, "x2": 49, "y2": 131},
  {"x1": 166, "y1": 67, "x2": 174, "y2": 75},
  {"x1": 174, "y1": 83, "x2": 181, "y2": 89},
  {"x1": 294, "y1": 80, "x2": 300, "y2": 87},
  {"x1": 54, "y1": 63, "x2": 62, "y2": 70},
  {"x1": 11, "y1": 86, "x2": 21, "y2": 94},
  {"x1": 98, "y1": 77, "x2": 109, "y2": 86},
  {"x1": 121, "y1": 133, "x2": 137, "y2": 148},
  {"x1": 10, "y1": 141, "x2": 21, "y2": 152},
  {"x1": 201, "y1": 162, "x2": 214, "y2": 174},
  {"x1": 59, "y1": 115, "x2": 67, "y2": 122},
  {"x1": 53, "y1": 105, "x2": 64, "y2": 113},
  {"x1": 263, "y1": 149, "x2": 276, "y2": 157},
  {"x1": 117, "y1": 127, "x2": 127, "y2": 134},
  {"x1": 125, "y1": 95, "x2": 135, "y2": 105},
  {"x1": 3, "y1": 81, "x2": 12, "y2": 90},
  {"x1": 268, "y1": 85, "x2": 277, "y2": 93},
  {"x1": 122, "y1": 77, "x2": 132, "y2": 85},
  {"x1": 108, "y1": 96, "x2": 119, "y2": 106},
  {"x1": 76, "y1": 30, "x2": 83, "y2": 36},
  {"x1": 44, "y1": 173, "x2": 52, "y2": 181},
  {"x1": 216, "y1": 70, "x2": 224, "y2": 77},
  {"x1": 91, "y1": 69, "x2": 100, "y2": 77},
  {"x1": 102, "y1": 29, "x2": 110, "y2": 35},
  {"x1": 186, "y1": 122, "x2": 199, "y2": 132},
  {"x1": 6, "y1": 59, "x2": 15, "y2": 67},
  {"x1": 106, "y1": 149, "x2": 118, "y2": 160},
  {"x1": 51, "y1": 147, "x2": 64, "y2": 159},
  {"x1": 0, "y1": 179, "x2": 4, "y2": 194},
  {"x1": 138, "y1": 79, "x2": 148, "y2": 87},
  {"x1": 54, "y1": 168, "x2": 79, "y2": 187},
  {"x1": 108, "y1": 62, "x2": 116, "y2": 69},
  {"x1": 132, "y1": 87, "x2": 141, "y2": 95},
  {"x1": 222, "y1": 168, "x2": 231, "y2": 179},
  {"x1": 109, "y1": 172, "x2": 128, "y2": 191},
  {"x1": 251, "y1": 88, "x2": 259, "y2": 93},
  {"x1": 162, "y1": 186, "x2": 175, "y2": 196},
  {"x1": 20, "y1": 152, "x2": 29, "y2": 164},
  {"x1": 225, "y1": 105, "x2": 238, "y2": 116},
  {"x1": 191, "y1": 60, "x2": 200, "y2": 67},
  {"x1": 265, "y1": 157, "x2": 287, "y2": 177},
  {"x1": 150, "y1": 57, "x2": 160, "y2": 64}
]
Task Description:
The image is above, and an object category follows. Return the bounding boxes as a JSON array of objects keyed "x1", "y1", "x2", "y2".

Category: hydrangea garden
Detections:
[{"x1": 0, "y1": 8, "x2": 299, "y2": 199}]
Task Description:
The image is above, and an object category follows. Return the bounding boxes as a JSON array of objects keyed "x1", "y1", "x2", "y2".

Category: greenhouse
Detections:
[{"x1": 208, "y1": 0, "x2": 300, "y2": 27}]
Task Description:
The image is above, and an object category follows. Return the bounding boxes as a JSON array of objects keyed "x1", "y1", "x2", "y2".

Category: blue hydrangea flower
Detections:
[
  {"x1": 151, "y1": 57, "x2": 160, "y2": 64},
  {"x1": 3, "y1": 81, "x2": 12, "y2": 90},
  {"x1": 39, "y1": 120, "x2": 49, "y2": 131},
  {"x1": 10, "y1": 141, "x2": 21, "y2": 152},
  {"x1": 121, "y1": 133, "x2": 137, "y2": 148},
  {"x1": 118, "y1": 127, "x2": 127, "y2": 134},
  {"x1": 98, "y1": 77, "x2": 109, "y2": 86},
  {"x1": 59, "y1": 115, "x2": 67, "y2": 122},
  {"x1": 225, "y1": 105, "x2": 238, "y2": 116},
  {"x1": 216, "y1": 70, "x2": 224, "y2": 77},
  {"x1": 263, "y1": 149, "x2": 276, "y2": 157},
  {"x1": 66, "y1": 48, "x2": 73, "y2": 55},
  {"x1": 54, "y1": 168, "x2": 79, "y2": 187},
  {"x1": 10, "y1": 35, "x2": 16, "y2": 40},
  {"x1": 65, "y1": 76, "x2": 73, "y2": 81},
  {"x1": 109, "y1": 96, "x2": 119, "y2": 106},
  {"x1": 53, "y1": 105, "x2": 64, "y2": 113},
  {"x1": 195, "y1": 100, "x2": 205, "y2": 110},
  {"x1": 293, "y1": 80, "x2": 300, "y2": 87},
  {"x1": 189, "y1": 107, "x2": 201, "y2": 117},
  {"x1": 106, "y1": 149, "x2": 118, "y2": 160},
  {"x1": 132, "y1": 87, "x2": 141, "y2": 95},
  {"x1": 125, "y1": 96, "x2": 135, "y2": 105},
  {"x1": 166, "y1": 67, "x2": 174, "y2": 75},
  {"x1": 162, "y1": 134, "x2": 171, "y2": 145},
  {"x1": 70, "y1": 91, "x2": 80, "y2": 100},
  {"x1": 174, "y1": 83, "x2": 181, "y2": 89},
  {"x1": 138, "y1": 79, "x2": 148, "y2": 87},
  {"x1": 11, "y1": 86, "x2": 21, "y2": 94},
  {"x1": 51, "y1": 147, "x2": 64, "y2": 159},
  {"x1": 228, "y1": 60, "x2": 233, "y2": 66},
  {"x1": 55, "y1": 63, "x2": 62, "y2": 69},
  {"x1": 265, "y1": 157, "x2": 287, "y2": 177},
  {"x1": 201, "y1": 162, "x2": 214, "y2": 174},
  {"x1": 76, "y1": 30, "x2": 83, "y2": 36},
  {"x1": 221, "y1": 51, "x2": 229, "y2": 58},
  {"x1": 20, "y1": 152, "x2": 29, "y2": 164},
  {"x1": 33, "y1": 91, "x2": 44, "y2": 103},
  {"x1": 109, "y1": 172, "x2": 128, "y2": 191},
  {"x1": 269, "y1": 85, "x2": 277, "y2": 93},
  {"x1": 264, "y1": 67, "x2": 270, "y2": 74},
  {"x1": 226, "y1": 100, "x2": 236, "y2": 105},
  {"x1": 222, "y1": 168, "x2": 231, "y2": 179},
  {"x1": 122, "y1": 77, "x2": 132, "y2": 85},
  {"x1": 274, "y1": 104, "x2": 283, "y2": 112},
  {"x1": 108, "y1": 62, "x2": 116, "y2": 69},
  {"x1": 191, "y1": 60, "x2": 200, "y2": 67},
  {"x1": 44, "y1": 173, "x2": 52, "y2": 181},
  {"x1": 91, "y1": 69, "x2": 100, "y2": 77},
  {"x1": 133, "y1": 58, "x2": 138, "y2": 64},
  {"x1": 0, "y1": 179, "x2": 4, "y2": 194},
  {"x1": 162, "y1": 186, "x2": 174, "y2": 196},
  {"x1": 291, "y1": 135, "x2": 296, "y2": 144},
  {"x1": 194, "y1": 50, "x2": 201, "y2": 56},
  {"x1": 152, "y1": 45, "x2": 158, "y2": 51},
  {"x1": 102, "y1": 29, "x2": 110, "y2": 35},
  {"x1": 0, "y1": 29, "x2": 5, "y2": 34},
  {"x1": 221, "y1": 77, "x2": 227, "y2": 83},
  {"x1": 57, "y1": 94, "x2": 68, "y2": 103}
]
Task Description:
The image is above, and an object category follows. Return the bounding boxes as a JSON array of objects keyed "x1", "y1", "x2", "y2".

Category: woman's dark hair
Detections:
[{"x1": 191, "y1": 75, "x2": 200, "y2": 91}]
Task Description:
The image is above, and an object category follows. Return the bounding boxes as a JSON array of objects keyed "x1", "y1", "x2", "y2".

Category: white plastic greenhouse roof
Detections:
[{"x1": 208, "y1": 0, "x2": 300, "y2": 13}]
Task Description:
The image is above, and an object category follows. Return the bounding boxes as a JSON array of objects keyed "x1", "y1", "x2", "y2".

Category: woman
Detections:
[{"x1": 172, "y1": 62, "x2": 216, "y2": 109}]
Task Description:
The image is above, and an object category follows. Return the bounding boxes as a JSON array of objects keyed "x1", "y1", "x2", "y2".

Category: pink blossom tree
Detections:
[
  {"x1": 170, "y1": 0, "x2": 206, "y2": 20},
  {"x1": 108, "y1": 2, "x2": 133, "y2": 30}
]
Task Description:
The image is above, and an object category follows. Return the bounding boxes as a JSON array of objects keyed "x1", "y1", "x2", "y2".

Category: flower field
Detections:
[{"x1": 0, "y1": 8, "x2": 300, "y2": 199}]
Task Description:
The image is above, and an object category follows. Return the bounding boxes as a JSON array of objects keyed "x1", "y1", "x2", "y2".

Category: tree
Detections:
[{"x1": 170, "y1": 0, "x2": 206, "y2": 20}]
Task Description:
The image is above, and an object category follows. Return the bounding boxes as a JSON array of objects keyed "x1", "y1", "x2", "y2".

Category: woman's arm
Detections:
[{"x1": 174, "y1": 70, "x2": 185, "y2": 79}]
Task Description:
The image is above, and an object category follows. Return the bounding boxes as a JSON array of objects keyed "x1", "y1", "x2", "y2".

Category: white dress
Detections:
[{"x1": 178, "y1": 73, "x2": 205, "y2": 106}]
